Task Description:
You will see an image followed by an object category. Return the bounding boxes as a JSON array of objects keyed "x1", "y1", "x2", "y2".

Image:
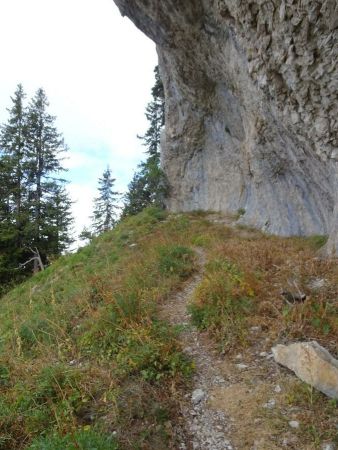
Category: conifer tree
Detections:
[
  {"x1": 139, "y1": 65, "x2": 165, "y2": 162},
  {"x1": 43, "y1": 184, "x2": 74, "y2": 255},
  {"x1": 0, "y1": 86, "x2": 73, "y2": 284},
  {"x1": 122, "y1": 171, "x2": 150, "y2": 217},
  {"x1": 123, "y1": 66, "x2": 168, "y2": 216},
  {"x1": 25, "y1": 88, "x2": 69, "y2": 265},
  {"x1": 0, "y1": 84, "x2": 28, "y2": 249},
  {"x1": 0, "y1": 84, "x2": 30, "y2": 281},
  {"x1": 91, "y1": 167, "x2": 119, "y2": 235}
]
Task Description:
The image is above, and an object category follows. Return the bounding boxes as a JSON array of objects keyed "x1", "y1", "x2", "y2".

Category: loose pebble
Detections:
[
  {"x1": 235, "y1": 363, "x2": 249, "y2": 370},
  {"x1": 191, "y1": 389, "x2": 206, "y2": 404},
  {"x1": 289, "y1": 420, "x2": 300, "y2": 428},
  {"x1": 263, "y1": 398, "x2": 276, "y2": 409},
  {"x1": 322, "y1": 443, "x2": 336, "y2": 450}
]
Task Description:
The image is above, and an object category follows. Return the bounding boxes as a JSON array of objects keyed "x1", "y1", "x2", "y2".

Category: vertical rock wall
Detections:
[{"x1": 113, "y1": 0, "x2": 338, "y2": 253}]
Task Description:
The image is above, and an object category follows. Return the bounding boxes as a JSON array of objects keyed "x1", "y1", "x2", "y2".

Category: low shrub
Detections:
[{"x1": 157, "y1": 245, "x2": 195, "y2": 279}]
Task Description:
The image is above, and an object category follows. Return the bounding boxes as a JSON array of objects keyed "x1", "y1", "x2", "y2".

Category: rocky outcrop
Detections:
[
  {"x1": 272, "y1": 341, "x2": 338, "y2": 399},
  {"x1": 113, "y1": 0, "x2": 338, "y2": 253}
]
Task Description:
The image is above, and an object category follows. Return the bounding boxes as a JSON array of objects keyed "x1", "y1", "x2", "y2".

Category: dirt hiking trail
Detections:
[{"x1": 159, "y1": 244, "x2": 327, "y2": 450}]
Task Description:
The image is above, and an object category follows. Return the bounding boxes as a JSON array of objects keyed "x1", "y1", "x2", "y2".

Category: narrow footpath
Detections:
[{"x1": 159, "y1": 248, "x2": 234, "y2": 450}]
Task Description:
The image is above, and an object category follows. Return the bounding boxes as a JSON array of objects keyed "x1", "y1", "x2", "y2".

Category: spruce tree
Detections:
[
  {"x1": 0, "y1": 84, "x2": 28, "y2": 249},
  {"x1": 122, "y1": 171, "x2": 150, "y2": 217},
  {"x1": 91, "y1": 167, "x2": 119, "y2": 235},
  {"x1": 25, "y1": 88, "x2": 69, "y2": 265},
  {"x1": 123, "y1": 65, "x2": 168, "y2": 216},
  {"x1": 139, "y1": 65, "x2": 165, "y2": 162},
  {"x1": 43, "y1": 184, "x2": 74, "y2": 256},
  {"x1": 0, "y1": 84, "x2": 31, "y2": 281},
  {"x1": 0, "y1": 86, "x2": 74, "y2": 285}
]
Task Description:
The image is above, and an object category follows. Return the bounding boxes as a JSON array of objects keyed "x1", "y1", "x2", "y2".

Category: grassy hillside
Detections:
[{"x1": 0, "y1": 208, "x2": 337, "y2": 449}]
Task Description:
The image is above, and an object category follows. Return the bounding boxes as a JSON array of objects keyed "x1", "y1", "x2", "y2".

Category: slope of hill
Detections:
[{"x1": 0, "y1": 208, "x2": 337, "y2": 449}]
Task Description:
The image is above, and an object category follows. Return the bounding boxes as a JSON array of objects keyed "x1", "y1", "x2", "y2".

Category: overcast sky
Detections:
[{"x1": 0, "y1": 0, "x2": 157, "y2": 242}]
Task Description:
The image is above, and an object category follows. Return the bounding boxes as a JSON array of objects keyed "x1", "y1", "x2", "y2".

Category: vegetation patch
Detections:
[
  {"x1": 0, "y1": 208, "x2": 197, "y2": 448},
  {"x1": 189, "y1": 258, "x2": 255, "y2": 351},
  {"x1": 28, "y1": 430, "x2": 118, "y2": 450},
  {"x1": 0, "y1": 210, "x2": 336, "y2": 449}
]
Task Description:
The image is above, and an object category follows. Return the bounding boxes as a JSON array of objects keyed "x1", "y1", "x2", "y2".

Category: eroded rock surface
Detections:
[{"x1": 113, "y1": 0, "x2": 338, "y2": 253}]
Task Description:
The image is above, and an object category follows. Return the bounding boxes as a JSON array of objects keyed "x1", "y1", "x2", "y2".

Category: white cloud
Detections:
[{"x1": 63, "y1": 151, "x2": 98, "y2": 171}]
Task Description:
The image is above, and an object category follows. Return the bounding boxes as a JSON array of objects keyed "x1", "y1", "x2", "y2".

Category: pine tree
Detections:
[
  {"x1": 123, "y1": 66, "x2": 168, "y2": 216},
  {"x1": 25, "y1": 88, "x2": 69, "y2": 265},
  {"x1": 91, "y1": 167, "x2": 119, "y2": 235}
]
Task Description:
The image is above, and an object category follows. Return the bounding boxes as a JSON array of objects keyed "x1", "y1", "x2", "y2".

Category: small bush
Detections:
[{"x1": 157, "y1": 245, "x2": 195, "y2": 279}]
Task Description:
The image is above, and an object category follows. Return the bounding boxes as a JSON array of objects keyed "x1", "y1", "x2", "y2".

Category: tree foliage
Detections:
[
  {"x1": 0, "y1": 85, "x2": 73, "y2": 290},
  {"x1": 90, "y1": 166, "x2": 119, "y2": 235},
  {"x1": 123, "y1": 66, "x2": 168, "y2": 217}
]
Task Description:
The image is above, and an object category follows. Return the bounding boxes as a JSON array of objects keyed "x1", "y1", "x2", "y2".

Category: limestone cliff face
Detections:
[{"x1": 113, "y1": 0, "x2": 338, "y2": 254}]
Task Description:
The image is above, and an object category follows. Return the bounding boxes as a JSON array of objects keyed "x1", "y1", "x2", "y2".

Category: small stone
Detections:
[
  {"x1": 322, "y1": 443, "x2": 336, "y2": 450},
  {"x1": 213, "y1": 375, "x2": 226, "y2": 384},
  {"x1": 263, "y1": 398, "x2": 276, "y2": 409},
  {"x1": 129, "y1": 243, "x2": 137, "y2": 248},
  {"x1": 289, "y1": 420, "x2": 300, "y2": 428},
  {"x1": 191, "y1": 388, "x2": 205, "y2": 404},
  {"x1": 274, "y1": 384, "x2": 282, "y2": 393},
  {"x1": 259, "y1": 351, "x2": 268, "y2": 357},
  {"x1": 250, "y1": 326, "x2": 261, "y2": 333},
  {"x1": 307, "y1": 277, "x2": 326, "y2": 290},
  {"x1": 235, "y1": 363, "x2": 249, "y2": 370},
  {"x1": 235, "y1": 353, "x2": 242, "y2": 359}
]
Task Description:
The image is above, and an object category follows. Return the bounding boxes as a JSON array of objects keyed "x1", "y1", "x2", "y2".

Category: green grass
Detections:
[
  {"x1": 0, "y1": 208, "x2": 196, "y2": 449},
  {"x1": 28, "y1": 430, "x2": 118, "y2": 450},
  {"x1": 0, "y1": 207, "x2": 336, "y2": 449}
]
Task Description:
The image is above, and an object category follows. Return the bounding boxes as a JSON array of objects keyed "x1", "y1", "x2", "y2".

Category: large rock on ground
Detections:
[
  {"x1": 113, "y1": 0, "x2": 338, "y2": 254},
  {"x1": 272, "y1": 341, "x2": 338, "y2": 399}
]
